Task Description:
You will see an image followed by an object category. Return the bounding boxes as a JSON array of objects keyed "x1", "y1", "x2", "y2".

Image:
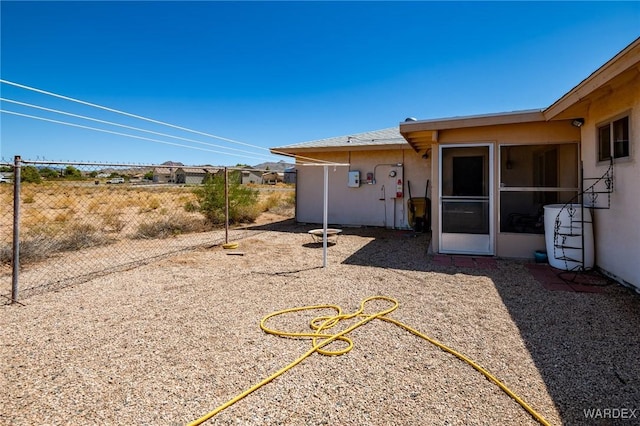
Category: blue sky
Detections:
[{"x1": 1, "y1": 1, "x2": 639, "y2": 166}]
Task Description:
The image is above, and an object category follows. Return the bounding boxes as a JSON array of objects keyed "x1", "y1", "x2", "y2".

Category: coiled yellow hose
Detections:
[{"x1": 187, "y1": 296, "x2": 551, "y2": 426}]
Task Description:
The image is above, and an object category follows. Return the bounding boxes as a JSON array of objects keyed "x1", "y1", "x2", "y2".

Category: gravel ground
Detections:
[{"x1": 1, "y1": 220, "x2": 639, "y2": 426}]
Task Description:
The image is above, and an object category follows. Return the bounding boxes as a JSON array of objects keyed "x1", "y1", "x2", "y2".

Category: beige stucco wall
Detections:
[
  {"x1": 294, "y1": 147, "x2": 430, "y2": 229},
  {"x1": 428, "y1": 121, "x2": 581, "y2": 258},
  {"x1": 580, "y1": 72, "x2": 639, "y2": 289}
]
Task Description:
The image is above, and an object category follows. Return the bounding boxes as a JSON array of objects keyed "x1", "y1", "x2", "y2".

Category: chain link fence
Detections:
[{"x1": 1, "y1": 158, "x2": 295, "y2": 303}]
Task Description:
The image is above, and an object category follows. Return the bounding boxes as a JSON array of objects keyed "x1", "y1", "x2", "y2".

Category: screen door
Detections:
[{"x1": 439, "y1": 144, "x2": 494, "y2": 254}]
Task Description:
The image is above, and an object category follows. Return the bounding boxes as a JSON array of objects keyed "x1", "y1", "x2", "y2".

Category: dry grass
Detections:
[
  {"x1": 259, "y1": 189, "x2": 296, "y2": 216},
  {"x1": 0, "y1": 182, "x2": 294, "y2": 264}
]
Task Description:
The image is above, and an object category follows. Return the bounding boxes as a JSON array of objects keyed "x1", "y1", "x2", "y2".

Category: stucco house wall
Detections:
[
  {"x1": 293, "y1": 147, "x2": 429, "y2": 228},
  {"x1": 578, "y1": 67, "x2": 639, "y2": 288}
]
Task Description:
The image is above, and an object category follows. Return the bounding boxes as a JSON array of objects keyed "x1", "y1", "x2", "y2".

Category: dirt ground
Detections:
[{"x1": 1, "y1": 218, "x2": 639, "y2": 425}]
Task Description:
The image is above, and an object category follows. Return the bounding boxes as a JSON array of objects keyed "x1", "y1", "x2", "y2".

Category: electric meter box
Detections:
[{"x1": 348, "y1": 171, "x2": 360, "y2": 187}]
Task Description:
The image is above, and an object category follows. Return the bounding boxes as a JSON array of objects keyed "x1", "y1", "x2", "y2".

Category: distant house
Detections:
[
  {"x1": 241, "y1": 168, "x2": 263, "y2": 184},
  {"x1": 203, "y1": 167, "x2": 221, "y2": 178},
  {"x1": 262, "y1": 171, "x2": 285, "y2": 184},
  {"x1": 153, "y1": 166, "x2": 220, "y2": 184},
  {"x1": 128, "y1": 174, "x2": 144, "y2": 183},
  {"x1": 174, "y1": 167, "x2": 203, "y2": 184},
  {"x1": 284, "y1": 166, "x2": 297, "y2": 184},
  {"x1": 153, "y1": 167, "x2": 173, "y2": 183},
  {"x1": 175, "y1": 167, "x2": 220, "y2": 184}
]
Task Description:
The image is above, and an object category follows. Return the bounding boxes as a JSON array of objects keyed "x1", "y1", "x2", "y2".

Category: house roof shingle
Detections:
[
  {"x1": 271, "y1": 127, "x2": 407, "y2": 151},
  {"x1": 176, "y1": 167, "x2": 208, "y2": 174}
]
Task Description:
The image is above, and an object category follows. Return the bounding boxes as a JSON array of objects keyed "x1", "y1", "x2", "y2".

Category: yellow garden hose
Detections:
[{"x1": 187, "y1": 296, "x2": 551, "y2": 426}]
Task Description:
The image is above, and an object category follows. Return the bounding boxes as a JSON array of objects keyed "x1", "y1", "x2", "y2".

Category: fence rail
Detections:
[{"x1": 1, "y1": 157, "x2": 294, "y2": 303}]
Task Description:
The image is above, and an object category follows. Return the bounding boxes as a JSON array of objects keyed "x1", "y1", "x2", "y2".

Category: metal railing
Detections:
[{"x1": 552, "y1": 160, "x2": 614, "y2": 271}]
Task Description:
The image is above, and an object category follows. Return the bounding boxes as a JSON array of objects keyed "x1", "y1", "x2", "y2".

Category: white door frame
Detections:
[{"x1": 438, "y1": 143, "x2": 495, "y2": 255}]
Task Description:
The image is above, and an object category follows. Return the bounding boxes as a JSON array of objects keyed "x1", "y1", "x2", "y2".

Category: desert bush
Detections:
[
  {"x1": 101, "y1": 209, "x2": 125, "y2": 233},
  {"x1": 0, "y1": 242, "x2": 11, "y2": 264},
  {"x1": 56, "y1": 223, "x2": 112, "y2": 252},
  {"x1": 87, "y1": 198, "x2": 105, "y2": 213},
  {"x1": 192, "y1": 175, "x2": 259, "y2": 225},
  {"x1": 21, "y1": 166, "x2": 42, "y2": 184},
  {"x1": 260, "y1": 192, "x2": 281, "y2": 211},
  {"x1": 0, "y1": 223, "x2": 111, "y2": 265},
  {"x1": 133, "y1": 214, "x2": 207, "y2": 239},
  {"x1": 63, "y1": 166, "x2": 82, "y2": 180},
  {"x1": 234, "y1": 203, "x2": 262, "y2": 223},
  {"x1": 39, "y1": 167, "x2": 60, "y2": 179},
  {"x1": 21, "y1": 187, "x2": 37, "y2": 204},
  {"x1": 138, "y1": 196, "x2": 161, "y2": 213},
  {"x1": 260, "y1": 191, "x2": 295, "y2": 216},
  {"x1": 183, "y1": 200, "x2": 198, "y2": 212},
  {"x1": 0, "y1": 234, "x2": 50, "y2": 264}
]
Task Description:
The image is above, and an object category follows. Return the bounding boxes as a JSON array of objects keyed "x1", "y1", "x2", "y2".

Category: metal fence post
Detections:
[
  {"x1": 11, "y1": 155, "x2": 22, "y2": 303},
  {"x1": 224, "y1": 167, "x2": 229, "y2": 244}
]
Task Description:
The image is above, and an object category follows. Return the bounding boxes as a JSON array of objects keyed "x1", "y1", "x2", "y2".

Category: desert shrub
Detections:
[
  {"x1": 56, "y1": 223, "x2": 111, "y2": 252},
  {"x1": 101, "y1": 209, "x2": 125, "y2": 233},
  {"x1": 0, "y1": 242, "x2": 13, "y2": 264},
  {"x1": 261, "y1": 192, "x2": 281, "y2": 211},
  {"x1": 260, "y1": 191, "x2": 295, "y2": 216},
  {"x1": 39, "y1": 167, "x2": 60, "y2": 179},
  {"x1": 284, "y1": 191, "x2": 296, "y2": 204},
  {"x1": 192, "y1": 175, "x2": 259, "y2": 225},
  {"x1": 234, "y1": 203, "x2": 262, "y2": 223},
  {"x1": 1, "y1": 235, "x2": 50, "y2": 264},
  {"x1": 133, "y1": 214, "x2": 207, "y2": 239},
  {"x1": 138, "y1": 196, "x2": 161, "y2": 213},
  {"x1": 21, "y1": 166, "x2": 42, "y2": 184},
  {"x1": 183, "y1": 200, "x2": 198, "y2": 212},
  {"x1": 1, "y1": 224, "x2": 111, "y2": 265},
  {"x1": 63, "y1": 166, "x2": 82, "y2": 180}
]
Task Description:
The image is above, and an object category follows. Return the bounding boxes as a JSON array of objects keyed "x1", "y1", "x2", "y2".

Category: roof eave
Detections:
[
  {"x1": 544, "y1": 37, "x2": 640, "y2": 120},
  {"x1": 399, "y1": 110, "x2": 545, "y2": 134},
  {"x1": 270, "y1": 142, "x2": 410, "y2": 156}
]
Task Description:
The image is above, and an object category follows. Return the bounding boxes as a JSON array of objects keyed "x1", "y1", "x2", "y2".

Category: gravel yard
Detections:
[{"x1": 2, "y1": 219, "x2": 639, "y2": 425}]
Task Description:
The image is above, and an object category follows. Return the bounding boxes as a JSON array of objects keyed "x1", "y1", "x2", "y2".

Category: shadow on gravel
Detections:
[
  {"x1": 491, "y1": 272, "x2": 640, "y2": 425},
  {"x1": 245, "y1": 220, "x2": 640, "y2": 425},
  {"x1": 244, "y1": 221, "x2": 433, "y2": 271}
]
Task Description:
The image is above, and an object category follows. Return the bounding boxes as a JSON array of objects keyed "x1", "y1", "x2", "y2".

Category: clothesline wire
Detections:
[
  {"x1": 0, "y1": 97, "x2": 269, "y2": 159},
  {"x1": 0, "y1": 79, "x2": 337, "y2": 165},
  {"x1": 1, "y1": 109, "x2": 273, "y2": 162}
]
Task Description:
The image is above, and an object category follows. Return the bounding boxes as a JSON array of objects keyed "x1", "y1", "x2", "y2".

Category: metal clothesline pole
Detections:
[
  {"x1": 323, "y1": 165, "x2": 328, "y2": 268},
  {"x1": 301, "y1": 163, "x2": 350, "y2": 268}
]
